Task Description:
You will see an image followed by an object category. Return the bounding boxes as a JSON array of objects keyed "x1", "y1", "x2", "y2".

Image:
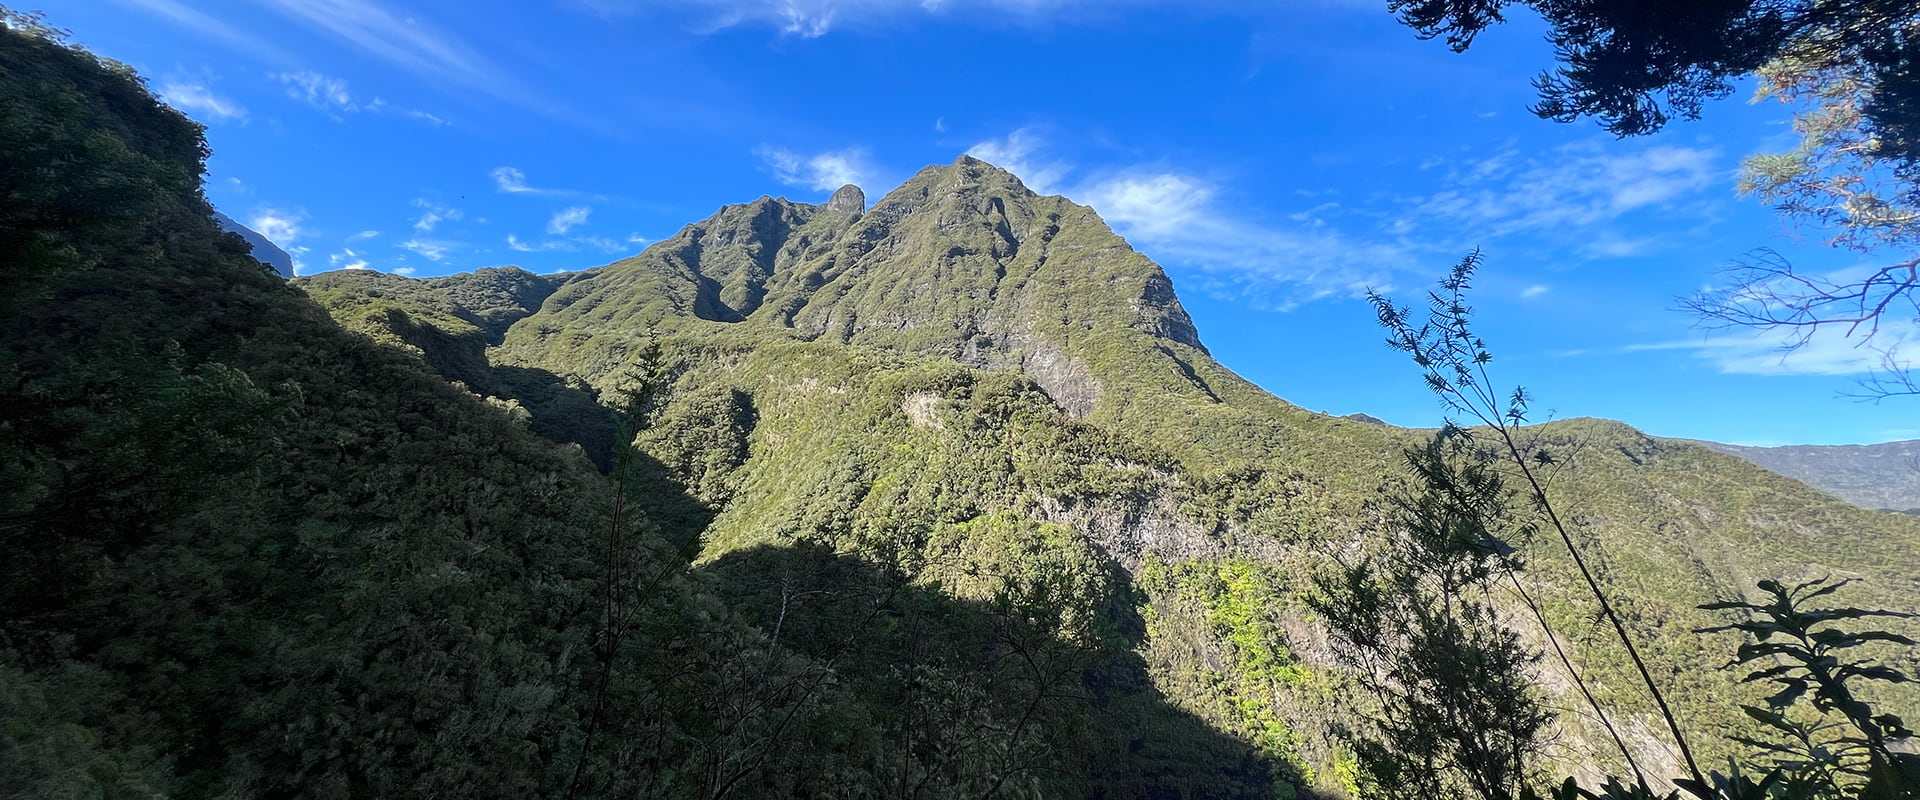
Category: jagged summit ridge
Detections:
[{"x1": 508, "y1": 156, "x2": 1211, "y2": 417}]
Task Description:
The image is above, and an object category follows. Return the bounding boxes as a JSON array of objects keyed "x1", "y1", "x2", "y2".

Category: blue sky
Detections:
[{"x1": 44, "y1": 0, "x2": 1920, "y2": 445}]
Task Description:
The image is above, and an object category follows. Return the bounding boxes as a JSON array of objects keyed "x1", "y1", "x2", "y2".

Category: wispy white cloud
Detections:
[
  {"x1": 249, "y1": 208, "x2": 308, "y2": 273},
  {"x1": 1414, "y1": 141, "x2": 1721, "y2": 241},
  {"x1": 967, "y1": 127, "x2": 1068, "y2": 194},
  {"x1": 492, "y1": 167, "x2": 542, "y2": 194},
  {"x1": 274, "y1": 70, "x2": 353, "y2": 112},
  {"x1": 348, "y1": 229, "x2": 381, "y2": 241},
  {"x1": 506, "y1": 234, "x2": 577, "y2": 253},
  {"x1": 963, "y1": 129, "x2": 1412, "y2": 309},
  {"x1": 160, "y1": 81, "x2": 247, "y2": 122},
  {"x1": 754, "y1": 145, "x2": 881, "y2": 192},
  {"x1": 490, "y1": 167, "x2": 597, "y2": 198},
  {"x1": 329, "y1": 247, "x2": 371, "y2": 270},
  {"x1": 257, "y1": 0, "x2": 512, "y2": 99},
  {"x1": 367, "y1": 99, "x2": 449, "y2": 126},
  {"x1": 953, "y1": 128, "x2": 1731, "y2": 311},
  {"x1": 1082, "y1": 171, "x2": 1413, "y2": 310},
  {"x1": 1521, "y1": 284, "x2": 1550, "y2": 300},
  {"x1": 109, "y1": 0, "x2": 286, "y2": 62},
  {"x1": 506, "y1": 232, "x2": 633, "y2": 254},
  {"x1": 1629, "y1": 321, "x2": 1920, "y2": 377},
  {"x1": 576, "y1": 236, "x2": 631, "y2": 253},
  {"x1": 411, "y1": 199, "x2": 462, "y2": 232},
  {"x1": 606, "y1": 0, "x2": 1156, "y2": 38},
  {"x1": 271, "y1": 70, "x2": 449, "y2": 124},
  {"x1": 548, "y1": 206, "x2": 592, "y2": 235},
  {"x1": 249, "y1": 208, "x2": 305, "y2": 246},
  {"x1": 401, "y1": 238, "x2": 456, "y2": 261}
]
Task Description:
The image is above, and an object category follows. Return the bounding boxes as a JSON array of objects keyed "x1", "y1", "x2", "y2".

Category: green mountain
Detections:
[
  {"x1": 4, "y1": 18, "x2": 1916, "y2": 800},
  {"x1": 1697, "y1": 439, "x2": 1920, "y2": 512},
  {"x1": 303, "y1": 157, "x2": 1920, "y2": 789}
]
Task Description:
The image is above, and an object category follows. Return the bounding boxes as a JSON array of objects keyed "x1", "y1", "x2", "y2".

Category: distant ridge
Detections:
[
  {"x1": 214, "y1": 210, "x2": 294, "y2": 278},
  {"x1": 1697, "y1": 438, "x2": 1920, "y2": 512}
]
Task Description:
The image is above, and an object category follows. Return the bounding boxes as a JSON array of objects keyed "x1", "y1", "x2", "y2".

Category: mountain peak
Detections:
[
  {"x1": 826, "y1": 184, "x2": 865, "y2": 214},
  {"x1": 505, "y1": 158, "x2": 1211, "y2": 417}
]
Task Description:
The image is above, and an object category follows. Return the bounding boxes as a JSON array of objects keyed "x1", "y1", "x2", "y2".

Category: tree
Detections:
[
  {"x1": 1387, "y1": 0, "x2": 1918, "y2": 165},
  {"x1": 1368, "y1": 257, "x2": 1920, "y2": 800},
  {"x1": 1682, "y1": 55, "x2": 1920, "y2": 397},
  {"x1": 1311, "y1": 428, "x2": 1552, "y2": 800},
  {"x1": 1371, "y1": 252, "x2": 1711, "y2": 791},
  {"x1": 1390, "y1": 0, "x2": 1920, "y2": 396}
]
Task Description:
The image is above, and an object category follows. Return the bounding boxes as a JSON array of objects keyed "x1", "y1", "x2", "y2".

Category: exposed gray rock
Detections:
[
  {"x1": 826, "y1": 184, "x2": 865, "y2": 215},
  {"x1": 1034, "y1": 493, "x2": 1222, "y2": 569}
]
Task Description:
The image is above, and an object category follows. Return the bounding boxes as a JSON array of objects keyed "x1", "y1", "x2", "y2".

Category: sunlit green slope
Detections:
[{"x1": 301, "y1": 157, "x2": 1920, "y2": 794}]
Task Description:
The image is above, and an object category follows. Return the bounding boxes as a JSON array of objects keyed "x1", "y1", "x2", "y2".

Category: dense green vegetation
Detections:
[
  {"x1": 0, "y1": 19, "x2": 1277, "y2": 799},
  {"x1": 3, "y1": 8, "x2": 1917, "y2": 799}
]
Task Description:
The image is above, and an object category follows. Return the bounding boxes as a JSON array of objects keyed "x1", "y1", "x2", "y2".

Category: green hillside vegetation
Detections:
[
  {"x1": 0, "y1": 19, "x2": 1278, "y2": 799},
  {"x1": 3, "y1": 10, "x2": 1917, "y2": 800},
  {"x1": 301, "y1": 152, "x2": 1920, "y2": 793}
]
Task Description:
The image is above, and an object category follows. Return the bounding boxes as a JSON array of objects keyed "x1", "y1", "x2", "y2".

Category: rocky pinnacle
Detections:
[{"x1": 827, "y1": 184, "x2": 865, "y2": 214}]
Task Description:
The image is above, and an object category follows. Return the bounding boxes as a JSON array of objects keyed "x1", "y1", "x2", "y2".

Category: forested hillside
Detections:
[
  {"x1": 305, "y1": 158, "x2": 1920, "y2": 792},
  {"x1": 3, "y1": 13, "x2": 1916, "y2": 800}
]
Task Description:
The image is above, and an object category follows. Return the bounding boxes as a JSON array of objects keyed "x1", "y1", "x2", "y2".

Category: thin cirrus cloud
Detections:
[
  {"x1": 400, "y1": 238, "x2": 457, "y2": 262},
  {"x1": 249, "y1": 208, "x2": 305, "y2": 246},
  {"x1": 249, "y1": 208, "x2": 311, "y2": 273},
  {"x1": 598, "y1": 0, "x2": 1175, "y2": 37},
  {"x1": 274, "y1": 70, "x2": 353, "y2": 112},
  {"x1": 329, "y1": 247, "x2": 371, "y2": 270},
  {"x1": 107, "y1": 0, "x2": 289, "y2": 63},
  {"x1": 950, "y1": 127, "x2": 1734, "y2": 311},
  {"x1": 270, "y1": 70, "x2": 449, "y2": 125},
  {"x1": 1628, "y1": 321, "x2": 1920, "y2": 378},
  {"x1": 411, "y1": 199, "x2": 463, "y2": 233},
  {"x1": 254, "y1": 0, "x2": 523, "y2": 101},
  {"x1": 491, "y1": 167, "x2": 603, "y2": 199},
  {"x1": 754, "y1": 146, "x2": 883, "y2": 192},
  {"x1": 1411, "y1": 140, "x2": 1722, "y2": 244},
  {"x1": 548, "y1": 206, "x2": 592, "y2": 235},
  {"x1": 506, "y1": 233, "x2": 636, "y2": 254},
  {"x1": 159, "y1": 81, "x2": 247, "y2": 122},
  {"x1": 964, "y1": 128, "x2": 1411, "y2": 310}
]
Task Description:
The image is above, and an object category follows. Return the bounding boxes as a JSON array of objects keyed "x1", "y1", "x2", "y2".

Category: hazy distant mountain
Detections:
[
  {"x1": 214, "y1": 210, "x2": 294, "y2": 278},
  {"x1": 1699, "y1": 439, "x2": 1920, "y2": 512}
]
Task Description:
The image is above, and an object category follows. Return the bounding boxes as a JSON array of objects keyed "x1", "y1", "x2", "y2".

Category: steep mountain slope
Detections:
[
  {"x1": 2, "y1": 24, "x2": 1283, "y2": 800},
  {"x1": 9, "y1": 12, "x2": 1912, "y2": 797},
  {"x1": 1698, "y1": 438, "x2": 1920, "y2": 511},
  {"x1": 301, "y1": 158, "x2": 1920, "y2": 794},
  {"x1": 213, "y1": 210, "x2": 294, "y2": 278}
]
